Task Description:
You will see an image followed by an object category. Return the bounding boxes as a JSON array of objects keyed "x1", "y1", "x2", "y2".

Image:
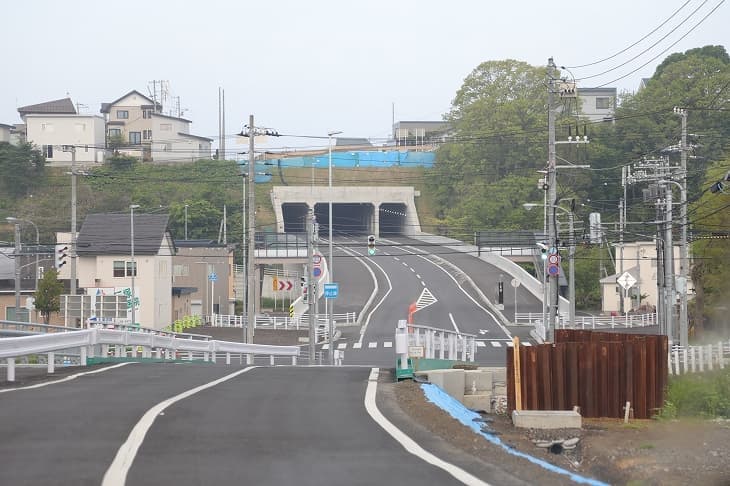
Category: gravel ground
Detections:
[{"x1": 390, "y1": 374, "x2": 730, "y2": 486}]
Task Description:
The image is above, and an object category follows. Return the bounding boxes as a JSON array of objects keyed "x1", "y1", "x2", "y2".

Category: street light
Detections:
[
  {"x1": 6, "y1": 217, "x2": 39, "y2": 293},
  {"x1": 524, "y1": 202, "x2": 576, "y2": 339},
  {"x1": 129, "y1": 204, "x2": 140, "y2": 326},
  {"x1": 327, "y1": 130, "x2": 342, "y2": 365}
]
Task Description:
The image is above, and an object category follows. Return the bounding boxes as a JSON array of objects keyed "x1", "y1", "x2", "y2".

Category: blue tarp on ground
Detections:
[{"x1": 270, "y1": 150, "x2": 435, "y2": 169}]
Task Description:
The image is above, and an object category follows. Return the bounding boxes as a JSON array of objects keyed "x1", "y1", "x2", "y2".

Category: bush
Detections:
[{"x1": 662, "y1": 368, "x2": 730, "y2": 418}]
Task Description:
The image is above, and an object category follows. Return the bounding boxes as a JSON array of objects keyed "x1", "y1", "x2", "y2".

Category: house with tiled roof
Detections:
[
  {"x1": 17, "y1": 97, "x2": 106, "y2": 166},
  {"x1": 71, "y1": 213, "x2": 175, "y2": 329}
]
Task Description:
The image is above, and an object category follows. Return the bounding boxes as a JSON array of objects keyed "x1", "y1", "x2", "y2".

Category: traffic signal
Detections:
[
  {"x1": 537, "y1": 243, "x2": 548, "y2": 260},
  {"x1": 56, "y1": 245, "x2": 69, "y2": 269},
  {"x1": 367, "y1": 234, "x2": 376, "y2": 256}
]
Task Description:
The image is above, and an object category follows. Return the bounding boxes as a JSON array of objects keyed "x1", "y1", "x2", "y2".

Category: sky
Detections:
[{"x1": 1, "y1": 0, "x2": 728, "y2": 155}]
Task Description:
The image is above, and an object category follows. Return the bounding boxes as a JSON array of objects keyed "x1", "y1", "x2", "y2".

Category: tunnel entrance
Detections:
[
  {"x1": 313, "y1": 203, "x2": 373, "y2": 236},
  {"x1": 282, "y1": 203, "x2": 310, "y2": 233},
  {"x1": 379, "y1": 203, "x2": 407, "y2": 236}
]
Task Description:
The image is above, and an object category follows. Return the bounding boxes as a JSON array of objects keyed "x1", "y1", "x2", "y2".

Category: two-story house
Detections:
[
  {"x1": 16, "y1": 98, "x2": 106, "y2": 166},
  {"x1": 100, "y1": 90, "x2": 212, "y2": 163},
  {"x1": 74, "y1": 213, "x2": 174, "y2": 330}
]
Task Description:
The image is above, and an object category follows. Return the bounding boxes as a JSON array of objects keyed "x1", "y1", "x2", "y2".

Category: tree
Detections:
[
  {"x1": 0, "y1": 142, "x2": 45, "y2": 201},
  {"x1": 34, "y1": 268, "x2": 64, "y2": 324}
]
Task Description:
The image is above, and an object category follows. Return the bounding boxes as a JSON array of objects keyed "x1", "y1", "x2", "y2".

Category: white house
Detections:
[
  {"x1": 600, "y1": 241, "x2": 688, "y2": 314},
  {"x1": 150, "y1": 113, "x2": 212, "y2": 163},
  {"x1": 16, "y1": 98, "x2": 106, "y2": 166},
  {"x1": 101, "y1": 89, "x2": 211, "y2": 163},
  {"x1": 577, "y1": 87, "x2": 617, "y2": 123}
]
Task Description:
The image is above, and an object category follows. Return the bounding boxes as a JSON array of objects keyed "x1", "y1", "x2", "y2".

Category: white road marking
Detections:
[
  {"x1": 415, "y1": 287, "x2": 437, "y2": 310},
  {"x1": 353, "y1": 342, "x2": 362, "y2": 349},
  {"x1": 102, "y1": 366, "x2": 257, "y2": 486},
  {"x1": 523, "y1": 342, "x2": 532, "y2": 346},
  {"x1": 394, "y1": 257, "x2": 400, "y2": 261},
  {"x1": 0, "y1": 362, "x2": 135, "y2": 394},
  {"x1": 337, "y1": 343, "x2": 347, "y2": 350},
  {"x1": 368, "y1": 342, "x2": 377, "y2": 349},
  {"x1": 476, "y1": 342, "x2": 486, "y2": 348},
  {"x1": 322, "y1": 344, "x2": 330, "y2": 350},
  {"x1": 364, "y1": 368, "x2": 491, "y2": 486},
  {"x1": 491, "y1": 341, "x2": 502, "y2": 348},
  {"x1": 416, "y1": 274, "x2": 421, "y2": 279},
  {"x1": 410, "y1": 267, "x2": 416, "y2": 272},
  {"x1": 448, "y1": 313, "x2": 460, "y2": 334},
  {"x1": 383, "y1": 341, "x2": 393, "y2": 348},
  {"x1": 402, "y1": 262, "x2": 408, "y2": 267},
  {"x1": 421, "y1": 281, "x2": 426, "y2": 286}
]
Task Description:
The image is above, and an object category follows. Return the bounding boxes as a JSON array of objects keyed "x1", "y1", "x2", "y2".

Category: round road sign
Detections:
[
  {"x1": 510, "y1": 278, "x2": 520, "y2": 288},
  {"x1": 548, "y1": 254, "x2": 559, "y2": 264}
]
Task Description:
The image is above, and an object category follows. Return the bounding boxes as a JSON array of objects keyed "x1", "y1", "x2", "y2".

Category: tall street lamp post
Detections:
[
  {"x1": 327, "y1": 130, "x2": 342, "y2": 365},
  {"x1": 130, "y1": 204, "x2": 140, "y2": 326}
]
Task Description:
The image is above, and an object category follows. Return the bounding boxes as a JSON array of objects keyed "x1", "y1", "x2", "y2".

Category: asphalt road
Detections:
[{"x1": 0, "y1": 363, "x2": 508, "y2": 486}]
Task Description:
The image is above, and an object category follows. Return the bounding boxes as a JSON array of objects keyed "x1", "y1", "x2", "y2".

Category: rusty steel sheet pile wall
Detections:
[{"x1": 507, "y1": 330, "x2": 668, "y2": 419}]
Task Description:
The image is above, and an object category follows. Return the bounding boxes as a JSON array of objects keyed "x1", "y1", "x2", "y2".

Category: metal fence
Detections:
[
  {"x1": 669, "y1": 341, "x2": 729, "y2": 375},
  {"x1": 210, "y1": 313, "x2": 357, "y2": 330},
  {"x1": 507, "y1": 330, "x2": 668, "y2": 419},
  {"x1": 515, "y1": 312, "x2": 657, "y2": 329}
]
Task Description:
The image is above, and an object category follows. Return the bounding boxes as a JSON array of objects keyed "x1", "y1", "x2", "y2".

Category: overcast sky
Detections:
[{"x1": 1, "y1": 0, "x2": 727, "y2": 154}]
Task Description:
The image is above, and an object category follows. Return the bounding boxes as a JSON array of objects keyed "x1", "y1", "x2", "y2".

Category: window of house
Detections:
[
  {"x1": 43, "y1": 145, "x2": 53, "y2": 158},
  {"x1": 114, "y1": 260, "x2": 137, "y2": 277},
  {"x1": 173, "y1": 264, "x2": 189, "y2": 277},
  {"x1": 143, "y1": 129, "x2": 152, "y2": 140},
  {"x1": 595, "y1": 97, "x2": 611, "y2": 110},
  {"x1": 117, "y1": 110, "x2": 129, "y2": 119},
  {"x1": 142, "y1": 109, "x2": 152, "y2": 119},
  {"x1": 129, "y1": 132, "x2": 141, "y2": 145},
  {"x1": 108, "y1": 128, "x2": 121, "y2": 137},
  {"x1": 160, "y1": 123, "x2": 172, "y2": 131}
]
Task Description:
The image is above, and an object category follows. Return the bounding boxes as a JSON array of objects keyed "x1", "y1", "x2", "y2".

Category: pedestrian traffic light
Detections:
[
  {"x1": 56, "y1": 245, "x2": 69, "y2": 269},
  {"x1": 367, "y1": 234, "x2": 376, "y2": 255}
]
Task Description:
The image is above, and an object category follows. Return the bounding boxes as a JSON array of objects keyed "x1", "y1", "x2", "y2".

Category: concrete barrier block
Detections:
[
  {"x1": 464, "y1": 370, "x2": 492, "y2": 393},
  {"x1": 463, "y1": 394, "x2": 491, "y2": 412},
  {"x1": 511, "y1": 410, "x2": 582, "y2": 429},
  {"x1": 427, "y1": 369, "x2": 464, "y2": 402},
  {"x1": 479, "y1": 366, "x2": 506, "y2": 385}
]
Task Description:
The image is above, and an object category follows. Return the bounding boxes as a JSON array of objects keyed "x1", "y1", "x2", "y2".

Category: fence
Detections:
[
  {"x1": 399, "y1": 323, "x2": 477, "y2": 362},
  {"x1": 515, "y1": 312, "x2": 657, "y2": 330},
  {"x1": 669, "y1": 341, "x2": 729, "y2": 375},
  {"x1": 507, "y1": 330, "x2": 668, "y2": 419},
  {"x1": 210, "y1": 313, "x2": 357, "y2": 330}
]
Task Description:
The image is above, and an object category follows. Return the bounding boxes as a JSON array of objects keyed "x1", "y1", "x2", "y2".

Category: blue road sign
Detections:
[
  {"x1": 208, "y1": 273, "x2": 218, "y2": 282},
  {"x1": 324, "y1": 282, "x2": 339, "y2": 299},
  {"x1": 313, "y1": 267, "x2": 322, "y2": 278}
]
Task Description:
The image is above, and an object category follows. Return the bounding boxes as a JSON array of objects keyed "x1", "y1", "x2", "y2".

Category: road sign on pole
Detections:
[{"x1": 324, "y1": 282, "x2": 339, "y2": 299}]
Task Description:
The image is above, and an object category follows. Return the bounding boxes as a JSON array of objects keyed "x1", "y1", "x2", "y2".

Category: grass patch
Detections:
[
  {"x1": 659, "y1": 367, "x2": 730, "y2": 419},
  {"x1": 638, "y1": 443, "x2": 655, "y2": 450}
]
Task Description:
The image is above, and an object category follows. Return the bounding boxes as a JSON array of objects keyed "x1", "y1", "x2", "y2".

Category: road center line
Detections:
[
  {"x1": 364, "y1": 368, "x2": 490, "y2": 486},
  {"x1": 102, "y1": 366, "x2": 257, "y2": 486},
  {"x1": 0, "y1": 362, "x2": 135, "y2": 394}
]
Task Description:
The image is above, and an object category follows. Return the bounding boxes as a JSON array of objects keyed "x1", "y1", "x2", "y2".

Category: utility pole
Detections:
[
  {"x1": 247, "y1": 114, "x2": 255, "y2": 344},
  {"x1": 307, "y1": 209, "x2": 316, "y2": 365},
  {"x1": 546, "y1": 57, "x2": 558, "y2": 341},
  {"x1": 675, "y1": 107, "x2": 689, "y2": 347},
  {"x1": 12, "y1": 222, "x2": 21, "y2": 320},
  {"x1": 62, "y1": 145, "x2": 78, "y2": 295},
  {"x1": 663, "y1": 185, "x2": 675, "y2": 342}
]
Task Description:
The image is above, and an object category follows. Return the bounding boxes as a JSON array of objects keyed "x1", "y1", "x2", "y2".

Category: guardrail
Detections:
[
  {"x1": 210, "y1": 313, "x2": 357, "y2": 330},
  {"x1": 515, "y1": 312, "x2": 657, "y2": 329},
  {"x1": 397, "y1": 322, "x2": 477, "y2": 362},
  {"x1": 0, "y1": 328, "x2": 300, "y2": 382}
]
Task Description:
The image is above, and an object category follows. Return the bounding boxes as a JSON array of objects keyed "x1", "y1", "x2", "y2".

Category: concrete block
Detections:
[
  {"x1": 511, "y1": 410, "x2": 582, "y2": 430},
  {"x1": 463, "y1": 394, "x2": 491, "y2": 412},
  {"x1": 464, "y1": 370, "x2": 492, "y2": 393},
  {"x1": 479, "y1": 366, "x2": 506, "y2": 385},
  {"x1": 427, "y1": 369, "x2": 464, "y2": 403}
]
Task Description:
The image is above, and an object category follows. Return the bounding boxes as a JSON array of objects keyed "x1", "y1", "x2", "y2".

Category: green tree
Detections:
[
  {"x1": 34, "y1": 268, "x2": 64, "y2": 324},
  {"x1": 0, "y1": 142, "x2": 45, "y2": 201}
]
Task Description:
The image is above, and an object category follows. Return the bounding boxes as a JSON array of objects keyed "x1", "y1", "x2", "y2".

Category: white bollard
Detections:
[
  {"x1": 246, "y1": 354, "x2": 253, "y2": 365},
  {"x1": 80, "y1": 347, "x2": 87, "y2": 366},
  {"x1": 270, "y1": 355, "x2": 275, "y2": 366},
  {"x1": 7, "y1": 358, "x2": 15, "y2": 382},
  {"x1": 291, "y1": 356, "x2": 297, "y2": 366},
  {"x1": 48, "y1": 352, "x2": 55, "y2": 374},
  {"x1": 226, "y1": 352, "x2": 231, "y2": 365}
]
